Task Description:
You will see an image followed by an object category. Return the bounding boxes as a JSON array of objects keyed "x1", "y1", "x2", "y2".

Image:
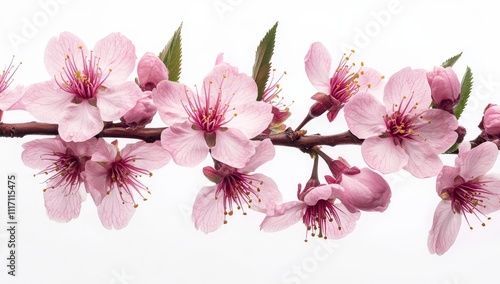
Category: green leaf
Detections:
[
  {"x1": 453, "y1": 66, "x2": 473, "y2": 119},
  {"x1": 159, "y1": 23, "x2": 183, "y2": 82},
  {"x1": 441, "y1": 52, "x2": 462, "y2": 68},
  {"x1": 252, "y1": 22, "x2": 278, "y2": 101}
]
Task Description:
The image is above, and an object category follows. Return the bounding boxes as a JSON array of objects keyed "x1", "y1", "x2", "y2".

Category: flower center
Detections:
[
  {"x1": 38, "y1": 148, "x2": 83, "y2": 194},
  {"x1": 183, "y1": 76, "x2": 236, "y2": 133},
  {"x1": 329, "y1": 51, "x2": 361, "y2": 103},
  {"x1": 107, "y1": 156, "x2": 152, "y2": 208},
  {"x1": 444, "y1": 176, "x2": 496, "y2": 229},
  {"x1": 302, "y1": 199, "x2": 342, "y2": 242},
  {"x1": 215, "y1": 171, "x2": 264, "y2": 224},
  {"x1": 55, "y1": 46, "x2": 111, "y2": 101},
  {"x1": 384, "y1": 95, "x2": 428, "y2": 146},
  {"x1": 0, "y1": 57, "x2": 21, "y2": 93}
]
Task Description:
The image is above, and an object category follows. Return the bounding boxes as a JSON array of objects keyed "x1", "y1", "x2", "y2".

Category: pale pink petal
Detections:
[
  {"x1": 203, "y1": 64, "x2": 255, "y2": 104},
  {"x1": 211, "y1": 128, "x2": 255, "y2": 168},
  {"x1": 383, "y1": 67, "x2": 431, "y2": 112},
  {"x1": 344, "y1": 92, "x2": 387, "y2": 138},
  {"x1": 340, "y1": 168, "x2": 391, "y2": 212},
  {"x1": 96, "y1": 81, "x2": 142, "y2": 121},
  {"x1": 260, "y1": 201, "x2": 307, "y2": 232},
  {"x1": 357, "y1": 67, "x2": 384, "y2": 93},
  {"x1": 58, "y1": 101, "x2": 104, "y2": 142},
  {"x1": 93, "y1": 33, "x2": 136, "y2": 84},
  {"x1": 412, "y1": 109, "x2": 458, "y2": 153},
  {"x1": 304, "y1": 42, "x2": 331, "y2": 94},
  {"x1": 44, "y1": 32, "x2": 87, "y2": 77},
  {"x1": 137, "y1": 52, "x2": 169, "y2": 88},
  {"x1": 323, "y1": 203, "x2": 360, "y2": 239},
  {"x1": 361, "y1": 136, "x2": 408, "y2": 174},
  {"x1": 246, "y1": 174, "x2": 282, "y2": 213},
  {"x1": 240, "y1": 139, "x2": 275, "y2": 173},
  {"x1": 65, "y1": 137, "x2": 98, "y2": 157},
  {"x1": 89, "y1": 138, "x2": 117, "y2": 163},
  {"x1": 97, "y1": 186, "x2": 136, "y2": 230},
  {"x1": 402, "y1": 139, "x2": 443, "y2": 178},
  {"x1": 479, "y1": 179, "x2": 500, "y2": 214},
  {"x1": 21, "y1": 137, "x2": 66, "y2": 168},
  {"x1": 43, "y1": 186, "x2": 83, "y2": 222},
  {"x1": 303, "y1": 184, "x2": 339, "y2": 206},
  {"x1": 152, "y1": 80, "x2": 191, "y2": 125},
  {"x1": 0, "y1": 86, "x2": 24, "y2": 111},
  {"x1": 192, "y1": 185, "x2": 225, "y2": 233},
  {"x1": 161, "y1": 122, "x2": 209, "y2": 167},
  {"x1": 458, "y1": 142, "x2": 498, "y2": 179},
  {"x1": 82, "y1": 161, "x2": 109, "y2": 205},
  {"x1": 120, "y1": 141, "x2": 171, "y2": 170},
  {"x1": 428, "y1": 200, "x2": 462, "y2": 255},
  {"x1": 23, "y1": 81, "x2": 74, "y2": 123},
  {"x1": 225, "y1": 101, "x2": 273, "y2": 138},
  {"x1": 215, "y1": 53, "x2": 224, "y2": 65},
  {"x1": 436, "y1": 166, "x2": 460, "y2": 195}
]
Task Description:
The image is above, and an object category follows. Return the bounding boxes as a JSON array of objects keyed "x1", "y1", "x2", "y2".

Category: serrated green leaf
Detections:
[
  {"x1": 444, "y1": 141, "x2": 460, "y2": 154},
  {"x1": 441, "y1": 52, "x2": 462, "y2": 68},
  {"x1": 252, "y1": 22, "x2": 278, "y2": 101},
  {"x1": 453, "y1": 66, "x2": 473, "y2": 119},
  {"x1": 159, "y1": 23, "x2": 183, "y2": 82}
]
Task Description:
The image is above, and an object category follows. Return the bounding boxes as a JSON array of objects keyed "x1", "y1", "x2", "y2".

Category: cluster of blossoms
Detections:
[{"x1": 1, "y1": 26, "x2": 499, "y2": 255}]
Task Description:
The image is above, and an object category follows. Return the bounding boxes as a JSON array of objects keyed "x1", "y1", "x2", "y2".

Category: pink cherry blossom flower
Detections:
[
  {"x1": 83, "y1": 139, "x2": 171, "y2": 229},
  {"x1": 428, "y1": 142, "x2": 500, "y2": 255},
  {"x1": 483, "y1": 104, "x2": 500, "y2": 136},
  {"x1": 344, "y1": 67, "x2": 459, "y2": 178},
  {"x1": 21, "y1": 136, "x2": 97, "y2": 222},
  {"x1": 427, "y1": 66, "x2": 461, "y2": 114},
  {"x1": 261, "y1": 179, "x2": 360, "y2": 241},
  {"x1": 0, "y1": 58, "x2": 23, "y2": 119},
  {"x1": 324, "y1": 157, "x2": 391, "y2": 213},
  {"x1": 23, "y1": 32, "x2": 142, "y2": 142},
  {"x1": 152, "y1": 61, "x2": 273, "y2": 168},
  {"x1": 192, "y1": 139, "x2": 282, "y2": 233},
  {"x1": 304, "y1": 42, "x2": 383, "y2": 122}
]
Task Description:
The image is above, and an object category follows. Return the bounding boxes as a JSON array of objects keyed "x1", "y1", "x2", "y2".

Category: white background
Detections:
[{"x1": 1, "y1": 0, "x2": 500, "y2": 283}]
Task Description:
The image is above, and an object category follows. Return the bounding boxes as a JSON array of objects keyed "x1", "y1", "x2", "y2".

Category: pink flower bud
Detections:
[
  {"x1": 427, "y1": 66, "x2": 461, "y2": 113},
  {"x1": 484, "y1": 104, "x2": 500, "y2": 135},
  {"x1": 137, "y1": 52, "x2": 169, "y2": 91},
  {"x1": 120, "y1": 92, "x2": 157, "y2": 128}
]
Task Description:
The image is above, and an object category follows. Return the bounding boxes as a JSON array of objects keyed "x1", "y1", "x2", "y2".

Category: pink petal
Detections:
[
  {"x1": 303, "y1": 184, "x2": 339, "y2": 206},
  {"x1": 89, "y1": 138, "x2": 118, "y2": 163},
  {"x1": 428, "y1": 200, "x2": 462, "y2": 255},
  {"x1": 260, "y1": 201, "x2": 307, "y2": 232},
  {"x1": 43, "y1": 186, "x2": 83, "y2": 223},
  {"x1": 203, "y1": 64, "x2": 256, "y2": 104},
  {"x1": 344, "y1": 92, "x2": 387, "y2": 138},
  {"x1": 120, "y1": 141, "x2": 171, "y2": 170},
  {"x1": 97, "y1": 186, "x2": 136, "y2": 230},
  {"x1": 412, "y1": 109, "x2": 458, "y2": 153},
  {"x1": 0, "y1": 86, "x2": 24, "y2": 111},
  {"x1": 240, "y1": 139, "x2": 275, "y2": 173},
  {"x1": 304, "y1": 42, "x2": 332, "y2": 94},
  {"x1": 23, "y1": 81, "x2": 74, "y2": 123},
  {"x1": 340, "y1": 168, "x2": 391, "y2": 212},
  {"x1": 96, "y1": 81, "x2": 142, "y2": 121},
  {"x1": 93, "y1": 33, "x2": 136, "y2": 85},
  {"x1": 211, "y1": 128, "x2": 255, "y2": 168},
  {"x1": 58, "y1": 101, "x2": 104, "y2": 142},
  {"x1": 383, "y1": 67, "x2": 431, "y2": 113},
  {"x1": 44, "y1": 32, "x2": 87, "y2": 77},
  {"x1": 357, "y1": 67, "x2": 384, "y2": 93},
  {"x1": 82, "y1": 160, "x2": 109, "y2": 205},
  {"x1": 225, "y1": 101, "x2": 273, "y2": 138},
  {"x1": 436, "y1": 166, "x2": 460, "y2": 195},
  {"x1": 137, "y1": 52, "x2": 169, "y2": 88},
  {"x1": 361, "y1": 136, "x2": 408, "y2": 174},
  {"x1": 161, "y1": 122, "x2": 209, "y2": 167},
  {"x1": 458, "y1": 141, "x2": 498, "y2": 179},
  {"x1": 65, "y1": 137, "x2": 98, "y2": 157},
  {"x1": 246, "y1": 174, "x2": 282, "y2": 213},
  {"x1": 192, "y1": 186, "x2": 225, "y2": 233},
  {"x1": 151, "y1": 80, "x2": 190, "y2": 125},
  {"x1": 322, "y1": 203, "x2": 360, "y2": 239},
  {"x1": 479, "y1": 179, "x2": 500, "y2": 214},
  {"x1": 402, "y1": 139, "x2": 443, "y2": 178},
  {"x1": 21, "y1": 137, "x2": 66, "y2": 169}
]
